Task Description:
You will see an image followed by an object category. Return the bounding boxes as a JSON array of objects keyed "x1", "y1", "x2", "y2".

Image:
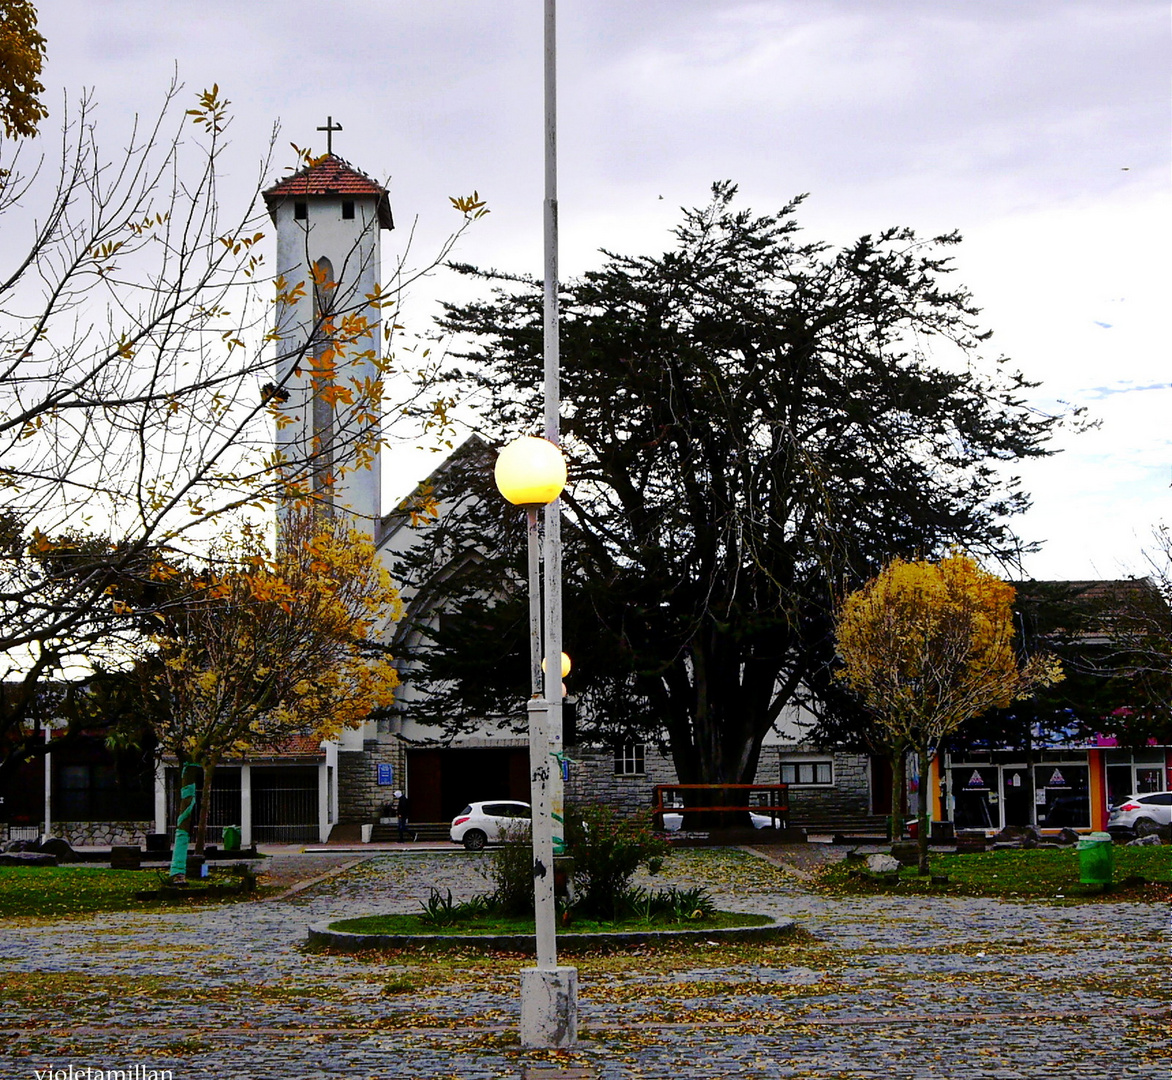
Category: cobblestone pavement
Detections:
[{"x1": 1, "y1": 847, "x2": 1168, "y2": 1079}]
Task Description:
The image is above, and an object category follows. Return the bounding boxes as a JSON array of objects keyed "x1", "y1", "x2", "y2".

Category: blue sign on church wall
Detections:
[{"x1": 377, "y1": 764, "x2": 394, "y2": 786}]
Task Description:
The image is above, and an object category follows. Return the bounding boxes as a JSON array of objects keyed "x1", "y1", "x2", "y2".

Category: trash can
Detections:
[
  {"x1": 1077, "y1": 831, "x2": 1113, "y2": 885},
  {"x1": 222, "y1": 826, "x2": 241, "y2": 852}
]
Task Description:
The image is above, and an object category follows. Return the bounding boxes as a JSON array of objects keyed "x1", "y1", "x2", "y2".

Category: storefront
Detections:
[
  {"x1": 943, "y1": 743, "x2": 1172, "y2": 833},
  {"x1": 947, "y1": 753, "x2": 1090, "y2": 832}
]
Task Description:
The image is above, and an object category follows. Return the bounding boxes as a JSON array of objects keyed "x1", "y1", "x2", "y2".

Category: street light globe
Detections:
[
  {"x1": 541, "y1": 651, "x2": 572, "y2": 678},
  {"x1": 494, "y1": 436, "x2": 567, "y2": 506}
]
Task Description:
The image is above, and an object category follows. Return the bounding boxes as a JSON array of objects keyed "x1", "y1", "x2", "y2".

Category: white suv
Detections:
[
  {"x1": 1107, "y1": 791, "x2": 1172, "y2": 836},
  {"x1": 450, "y1": 801, "x2": 531, "y2": 850}
]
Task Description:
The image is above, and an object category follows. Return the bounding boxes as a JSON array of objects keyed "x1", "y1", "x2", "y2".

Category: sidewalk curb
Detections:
[{"x1": 307, "y1": 914, "x2": 798, "y2": 954}]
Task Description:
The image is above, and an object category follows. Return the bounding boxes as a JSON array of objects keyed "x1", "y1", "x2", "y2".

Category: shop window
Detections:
[
  {"x1": 780, "y1": 760, "x2": 833, "y2": 786},
  {"x1": 950, "y1": 765, "x2": 999, "y2": 830},
  {"x1": 614, "y1": 744, "x2": 645, "y2": 776},
  {"x1": 1136, "y1": 768, "x2": 1164, "y2": 793},
  {"x1": 56, "y1": 761, "x2": 151, "y2": 821},
  {"x1": 1034, "y1": 764, "x2": 1089, "y2": 829},
  {"x1": 1107, "y1": 758, "x2": 1165, "y2": 808}
]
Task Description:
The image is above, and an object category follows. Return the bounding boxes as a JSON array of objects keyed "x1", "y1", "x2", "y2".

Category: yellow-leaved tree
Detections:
[
  {"x1": 836, "y1": 552, "x2": 1061, "y2": 873},
  {"x1": 0, "y1": 0, "x2": 47, "y2": 140},
  {"x1": 146, "y1": 509, "x2": 401, "y2": 879}
]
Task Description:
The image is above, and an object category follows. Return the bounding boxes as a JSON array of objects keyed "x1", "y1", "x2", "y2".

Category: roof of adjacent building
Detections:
[
  {"x1": 263, "y1": 154, "x2": 393, "y2": 229},
  {"x1": 164, "y1": 734, "x2": 327, "y2": 764}
]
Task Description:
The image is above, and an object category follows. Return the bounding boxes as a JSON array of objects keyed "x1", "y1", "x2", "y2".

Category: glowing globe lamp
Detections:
[
  {"x1": 541, "y1": 651, "x2": 572, "y2": 678},
  {"x1": 494, "y1": 436, "x2": 567, "y2": 506}
]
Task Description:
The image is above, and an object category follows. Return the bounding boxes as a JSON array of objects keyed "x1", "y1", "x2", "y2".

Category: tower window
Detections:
[
  {"x1": 341, "y1": 200, "x2": 355, "y2": 220},
  {"x1": 294, "y1": 201, "x2": 308, "y2": 220}
]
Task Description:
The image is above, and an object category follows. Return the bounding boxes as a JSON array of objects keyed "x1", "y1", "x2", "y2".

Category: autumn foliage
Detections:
[
  {"x1": 0, "y1": 0, "x2": 47, "y2": 139},
  {"x1": 836, "y1": 552, "x2": 1061, "y2": 870},
  {"x1": 148, "y1": 509, "x2": 402, "y2": 860}
]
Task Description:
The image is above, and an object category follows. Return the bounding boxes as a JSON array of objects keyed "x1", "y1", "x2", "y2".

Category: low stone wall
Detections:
[{"x1": 48, "y1": 820, "x2": 155, "y2": 846}]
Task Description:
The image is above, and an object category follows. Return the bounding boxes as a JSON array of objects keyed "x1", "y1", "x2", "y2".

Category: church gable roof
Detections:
[{"x1": 264, "y1": 154, "x2": 393, "y2": 229}]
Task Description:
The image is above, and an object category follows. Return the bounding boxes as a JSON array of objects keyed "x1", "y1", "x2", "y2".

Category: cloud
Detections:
[{"x1": 1083, "y1": 382, "x2": 1170, "y2": 400}]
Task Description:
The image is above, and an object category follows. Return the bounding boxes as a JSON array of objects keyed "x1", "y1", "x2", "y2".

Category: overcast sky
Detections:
[{"x1": 35, "y1": 0, "x2": 1171, "y2": 581}]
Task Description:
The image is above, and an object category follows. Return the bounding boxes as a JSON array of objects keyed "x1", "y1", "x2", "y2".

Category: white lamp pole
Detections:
[
  {"x1": 541, "y1": 0, "x2": 566, "y2": 872},
  {"x1": 490, "y1": 0, "x2": 578, "y2": 1047},
  {"x1": 494, "y1": 436, "x2": 578, "y2": 1048}
]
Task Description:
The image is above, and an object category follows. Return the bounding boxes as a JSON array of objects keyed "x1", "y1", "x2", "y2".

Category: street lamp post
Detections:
[{"x1": 494, "y1": 436, "x2": 578, "y2": 1048}]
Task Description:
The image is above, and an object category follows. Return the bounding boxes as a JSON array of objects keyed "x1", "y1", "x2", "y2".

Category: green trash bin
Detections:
[
  {"x1": 222, "y1": 825, "x2": 241, "y2": 852},
  {"x1": 1077, "y1": 831, "x2": 1113, "y2": 885}
]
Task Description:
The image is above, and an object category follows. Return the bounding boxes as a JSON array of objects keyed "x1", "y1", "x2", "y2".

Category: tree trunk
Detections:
[
  {"x1": 889, "y1": 742, "x2": 906, "y2": 841},
  {"x1": 194, "y1": 758, "x2": 216, "y2": 854},
  {"x1": 916, "y1": 745, "x2": 932, "y2": 876},
  {"x1": 168, "y1": 761, "x2": 198, "y2": 882}
]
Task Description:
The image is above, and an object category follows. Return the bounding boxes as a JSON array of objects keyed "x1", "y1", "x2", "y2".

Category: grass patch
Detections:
[
  {"x1": 816, "y1": 845, "x2": 1172, "y2": 901},
  {"x1": 0, "y1": 865, "x2": 267, "y2": 918},
  {"x1": 330, "y1": 908, "x2": 773, "y2": 936}
]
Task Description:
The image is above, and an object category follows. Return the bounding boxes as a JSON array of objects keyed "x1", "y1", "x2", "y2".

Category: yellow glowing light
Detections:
[
  {"x1": 541, "y1": 651, "x2": 572, "y2": 678},
  {"x1": 494, "y1": 436, "x2": 567, "y2": 506}
]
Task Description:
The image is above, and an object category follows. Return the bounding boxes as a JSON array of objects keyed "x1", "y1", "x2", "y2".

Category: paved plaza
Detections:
[{"x1": 0, "y1": 846, "x2": 1167, "y2": 1079}]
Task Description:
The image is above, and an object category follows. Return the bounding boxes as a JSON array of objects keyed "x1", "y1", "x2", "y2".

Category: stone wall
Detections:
[
  {"x1": 337, "y1": 738, "x2": 406, "y2": 824},
  {"x1": 775, "y1": 753, "x2": 872, "y2": 822},
  {"x1": 565, "y1": 746, "x2": 678, "y2": 816},
  {"x1": 48, "y1": 821, "x2": 155, "y2": 846},
  {"x1": 564, "y1": 744, "x2": 873, "y2": 824}
]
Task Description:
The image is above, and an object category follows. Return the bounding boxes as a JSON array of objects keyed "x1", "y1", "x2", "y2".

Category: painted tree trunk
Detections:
[{"x1": 168, "y1": 761, "x2": 198, "y2": 881}]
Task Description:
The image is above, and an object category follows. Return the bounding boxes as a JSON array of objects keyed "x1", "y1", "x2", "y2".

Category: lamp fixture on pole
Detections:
[
  {"x1": 493, "y1": 433, "x2": 577, "y2": 1047},
  {"x1": 498, "y1": 0, "x2": 578, "y2": 1048}
]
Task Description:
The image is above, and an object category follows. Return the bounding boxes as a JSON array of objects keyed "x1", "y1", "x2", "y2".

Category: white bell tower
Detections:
[{"x1": 263, "y1": 135, "x2": 394, "y2": 529}]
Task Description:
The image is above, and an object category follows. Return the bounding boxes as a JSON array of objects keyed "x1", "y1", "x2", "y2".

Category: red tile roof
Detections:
[
  {"x1": 267, "y1": 733, "x2": 329, "y2": 758},
  {"x1": 264, "y1": 155, "x2": 393, "y2": 229},
  {"x1": 174, "y1": 734, "x2": 327, "y2": 763}
]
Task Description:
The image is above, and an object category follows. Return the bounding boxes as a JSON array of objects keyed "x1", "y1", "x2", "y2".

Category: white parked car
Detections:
[
  {"x1": 450, "y1": 800, "x2": 531, "y2": 851},
  {"x1": 1107, "y1": 791, "x2": 1172, "y2": 836}
]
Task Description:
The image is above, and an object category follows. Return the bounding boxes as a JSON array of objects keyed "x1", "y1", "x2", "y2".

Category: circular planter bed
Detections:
[{"x1": 308, "y1": 912, "x2": 795, "y2": 953}]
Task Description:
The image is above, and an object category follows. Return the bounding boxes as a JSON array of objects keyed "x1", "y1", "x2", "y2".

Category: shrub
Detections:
[
  {"x1": 567, "y1": 804, "x2": 670, "y2": 920},
  {"x1": 484, "y1": 807, "x2": 672, "y2": 921},
  {"x1": 486, "y1": 823, "x2": 535, "y2": 916}
]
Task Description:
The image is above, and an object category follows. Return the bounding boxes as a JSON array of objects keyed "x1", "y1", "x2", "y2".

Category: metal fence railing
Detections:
[
  {"x1": 252, "y1": 766, "x2": 318, "y2": 843},
  {"x1": 160, "y1": 765, "x2": 319, "y2": 844},
  {"x1": 1, "y1": 824, "x2": 42, "y2": 843},
  {"x1": 651, "y1": 783, "x2": 789, "y2": 830}
]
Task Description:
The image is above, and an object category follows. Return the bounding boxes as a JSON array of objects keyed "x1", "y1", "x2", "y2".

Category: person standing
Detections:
[{"x1": 394, "y1": 789, "x2": 411, "y2": 842}]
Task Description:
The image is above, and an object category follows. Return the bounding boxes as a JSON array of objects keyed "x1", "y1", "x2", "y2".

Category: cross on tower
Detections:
[{"x1": 317, "y1": 116, "x2": 342, "y2": 155}]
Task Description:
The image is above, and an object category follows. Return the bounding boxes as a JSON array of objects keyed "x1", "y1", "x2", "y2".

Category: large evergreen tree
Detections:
[{"x1": 393, "y1": 184, "x2": 1060, "y2": 788}]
